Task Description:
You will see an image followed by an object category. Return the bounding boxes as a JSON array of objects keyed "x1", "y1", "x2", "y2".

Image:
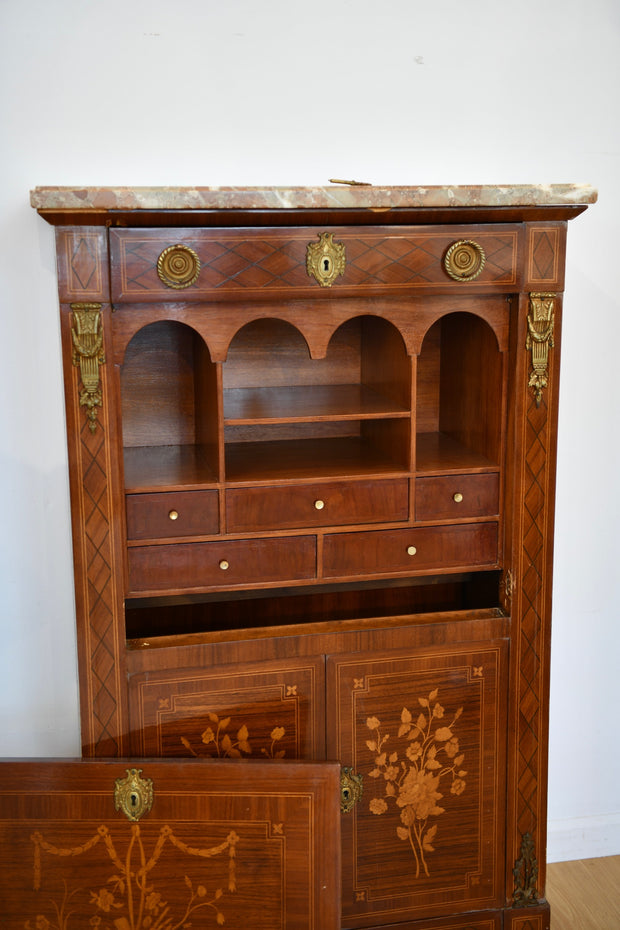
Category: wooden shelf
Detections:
[
  {"x1": 225, "y1": 437, "x2": 409, "y2": 483},
  {"x1": 223, "y1": 384, "x2": 410, "y2": 424},
  {"x1": 416, "y1": 432, "x2": 499, "y2": 474},
  {"x1": 124, "y1": 445, "x2": 218, "y2": 492}
]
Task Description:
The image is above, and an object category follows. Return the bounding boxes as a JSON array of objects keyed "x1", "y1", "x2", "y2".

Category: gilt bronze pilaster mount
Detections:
[
  {"x1": 70, "y1": 302, "x2": 105, "y2": 433},
  {"x1": 512, "y1": 831, "x2": 539, "y2": 907},
  {"x1": 526, "y1": 293, "x2": 555, "y2": 407}
]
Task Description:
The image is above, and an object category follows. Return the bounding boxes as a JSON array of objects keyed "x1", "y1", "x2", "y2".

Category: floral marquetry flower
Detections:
[{"x1": 365, "y1": 688, "x2": 467, "y2": 878}]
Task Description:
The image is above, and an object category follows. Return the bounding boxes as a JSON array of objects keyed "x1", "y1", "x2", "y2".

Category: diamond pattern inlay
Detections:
[
  {"x1": 514, "y1": 383, "x2": 552, "y2": 866},
  {"x1": 71, "y1": 237, "x2": 98, "y2": 290},
  {"x1": 115, "y1": 231, "x2": 518, "y2": 296},
  {"x1": 531, "y1": 229, "x2": 557, "y2": 281},
  {"x1": 77, "y1": 407, "x2": 121, "y2": 755}
]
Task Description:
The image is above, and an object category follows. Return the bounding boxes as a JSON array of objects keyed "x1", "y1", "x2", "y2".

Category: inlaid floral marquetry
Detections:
[
  {"x1": 1, "y1": 758, "x2": 342, "y2": 930},
  {"x1": 27, "y1": 821, "x2": 240, "y2": 929},
  {"x1": 366, "y1": 688, "x2": 468, "y2": 879},
  {"x1": 181, "y1": 711, "x2": 287, "y2": 759}
]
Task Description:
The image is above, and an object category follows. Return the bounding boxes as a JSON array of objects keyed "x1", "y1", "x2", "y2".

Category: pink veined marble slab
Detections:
[{"x1": 30, "y1": 183, "x2": 597, "y2": 212}]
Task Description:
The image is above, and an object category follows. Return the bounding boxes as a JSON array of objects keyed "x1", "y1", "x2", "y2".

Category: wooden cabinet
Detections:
[{"x1": 29, "y1": 182, "x2": 596, "y2": 930}]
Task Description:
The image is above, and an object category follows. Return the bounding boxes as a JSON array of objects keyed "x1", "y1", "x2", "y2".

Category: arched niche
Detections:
[
  {"x1": 120, "y1": 320, "x2": 218, "y2": 467},
  {"x1": 416, "y1": 312, "x2": 504, "y2": 468},
  {"x1": 326, "y1": 315, "x2": 411, "y2": 411},
  {"x1": 222, "y1": 315, "x2": 412, "y2": 478},
  {"x1": 223, "y1": 318, "x2": 311, "y2": 390}
]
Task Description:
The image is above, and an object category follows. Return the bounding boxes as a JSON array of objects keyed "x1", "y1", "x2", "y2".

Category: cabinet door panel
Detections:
[
  {"x1": 128, "y1": 657, "x2": 325, "y2": 760},
  {"x1": 327, "y1": 640, "x2": 507, "y2": 926},
  {"x1": 0, "y1": 758, "x2": 340, "y2": 930}
]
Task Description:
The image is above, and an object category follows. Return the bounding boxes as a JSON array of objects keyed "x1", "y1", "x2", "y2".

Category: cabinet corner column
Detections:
[
  {"x1": 506, "y1": 288, "x2": 563, "y2": 905},
  {"x1": 55, "y1": 227, "x2": 128, "y2": 757}
]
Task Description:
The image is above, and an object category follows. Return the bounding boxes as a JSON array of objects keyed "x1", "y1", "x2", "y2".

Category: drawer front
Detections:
[
  {"x1": 128, "y1": 535, "x2": 316, "y2": 593},
  {"x1": 415, "y1": 473, "x2": 500, "y2": 521},
  {"x1": 226, "y1": 478, "x2": 409, "y2": 532},
  {"x1": 126, "y1": 489, "x2": 219, "y2": 540},
  {"x1": 323, "y1": 523, "x2": 498, "y2": 578},
  {"x1": 110, "y1": 225, "x2": 520, "y2": 301}
]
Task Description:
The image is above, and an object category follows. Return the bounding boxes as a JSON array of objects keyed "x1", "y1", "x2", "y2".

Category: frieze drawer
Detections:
[
  {"x1": 126, "y1": 489, "x2": 219, "y2": 540},
  {"x1": 322, "y1": 522, "x2": 499, "y2": 578},
  {"x1": 127, "y1": 535, "x2": 317, "y2": 594},
  {"x1": 226, "y1": 478, "x2": 409, "y2": 532},
  {"x1": 109, "y1": 225, "x2": 521, "y2": 302},
  {"x1": 415, "y1": 473, "x2": 500, "y2": 521}
]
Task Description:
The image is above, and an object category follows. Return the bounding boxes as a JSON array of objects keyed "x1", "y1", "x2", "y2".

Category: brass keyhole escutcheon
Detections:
[
  {"x1": 306, "y1": 232, "x2": 346, "y2": 287},
  {"x1": 114, "y1": 769, "x2": 154, "y2": 822},
  {"x1": 340, "y1": 767, "x2": 363, "y2": 813}
]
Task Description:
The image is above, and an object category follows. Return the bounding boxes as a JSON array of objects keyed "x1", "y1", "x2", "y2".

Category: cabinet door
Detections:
[
  {"x1": 327, "y1": 639, "x2": 508, "y2": 926},
  {"x1": 128, "y1": 657, "x2": 325, "y2": 760},
  {"x1": 0, "y1": 758, "x2": 340, "y2": 930}
]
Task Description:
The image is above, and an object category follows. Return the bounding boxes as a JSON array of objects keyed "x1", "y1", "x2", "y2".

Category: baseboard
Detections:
[{"x1": 547, "y1": 812, "x2": 620, "y2": 862}]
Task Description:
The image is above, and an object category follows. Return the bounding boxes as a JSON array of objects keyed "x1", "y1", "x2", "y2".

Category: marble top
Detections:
[{"x1": 30, "y1": 183, "x2": 597, "y2": 212}]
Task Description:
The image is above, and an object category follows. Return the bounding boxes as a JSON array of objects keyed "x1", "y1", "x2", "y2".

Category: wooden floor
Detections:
[{"x1": 547, "y1": 855, "x2": 620, "y2": 928}]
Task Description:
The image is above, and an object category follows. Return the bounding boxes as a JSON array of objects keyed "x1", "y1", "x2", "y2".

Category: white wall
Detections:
[{"x1": 1, "y1": 0, "x2": 618, "y2": 862}]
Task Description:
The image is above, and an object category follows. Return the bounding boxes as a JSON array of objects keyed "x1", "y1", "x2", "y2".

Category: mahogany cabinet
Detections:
[{"x1": 28, "y1": 183, "x2": 596, "y2": 930}]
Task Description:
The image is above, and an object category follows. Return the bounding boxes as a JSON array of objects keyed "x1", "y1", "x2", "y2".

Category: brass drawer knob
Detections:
[
  {"x1": 219, "y1": 560, "x2": 230, "y2": 571},
  {"x1": 168, "y1": 510, "x2": 179, "y2": 521},
  {"x1": 453, "y1": 493, "x2": 464, "y2": 503},
  {"x1": 314, "y1": 499, "x2": 325, "y2": 510},
  {"x1": 157, "y1": 244, "x2": 201, "y2": 289},
  {"x1": 407, "y1": 546, "x2": 417, "y2": 556},
  {"x1": 444, "y1": 239, "x2": 486, "y2": 281}
]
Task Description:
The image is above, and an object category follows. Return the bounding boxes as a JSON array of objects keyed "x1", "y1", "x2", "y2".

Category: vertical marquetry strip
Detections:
[{"x1": 510, "y1": 293, "x2": 560, "y2": 906}]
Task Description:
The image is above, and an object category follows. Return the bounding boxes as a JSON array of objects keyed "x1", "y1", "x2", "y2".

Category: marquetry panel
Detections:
[
  {"x1": 525, "y1": 223, "x2": 566, "y2": 290},
  {"x1": 508, "y1": 297, "x2": 561, "y2": 902},
  {"x1": 0, "y1": 758, "x2": 341, "y2": 930},
  {"x1": 128, "y1": 657, "x2": 325, "y2": 759},
  {"x1": 55, "y1": 227, "x2": 108, "y2": 301},
  {"x1": 109, "y1": 226, "x2": 520, "y2": 301},
  {"x1": 327, "y1": 640, "x2": 507, "y2": 925},
  {"x1": 62, "y1": 306, "x2": 126, "y2": 756}
]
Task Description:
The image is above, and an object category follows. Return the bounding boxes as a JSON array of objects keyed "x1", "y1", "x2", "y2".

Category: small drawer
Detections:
[
  {"x1": 226, "y1": 479, "x2": 409, "y2": 533},
  {"x1": 127, "y1": 535, "x2": 316, "y2": 594},
  {"x1": 323, "y1": 523, "x2": 498, "y2": 579},
  {"x1": 126, "y1": 490, "x2": 219, "y2": 540},
  {"x1": 415, "y1": 473, "x2": 499, "y2": 521}
]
